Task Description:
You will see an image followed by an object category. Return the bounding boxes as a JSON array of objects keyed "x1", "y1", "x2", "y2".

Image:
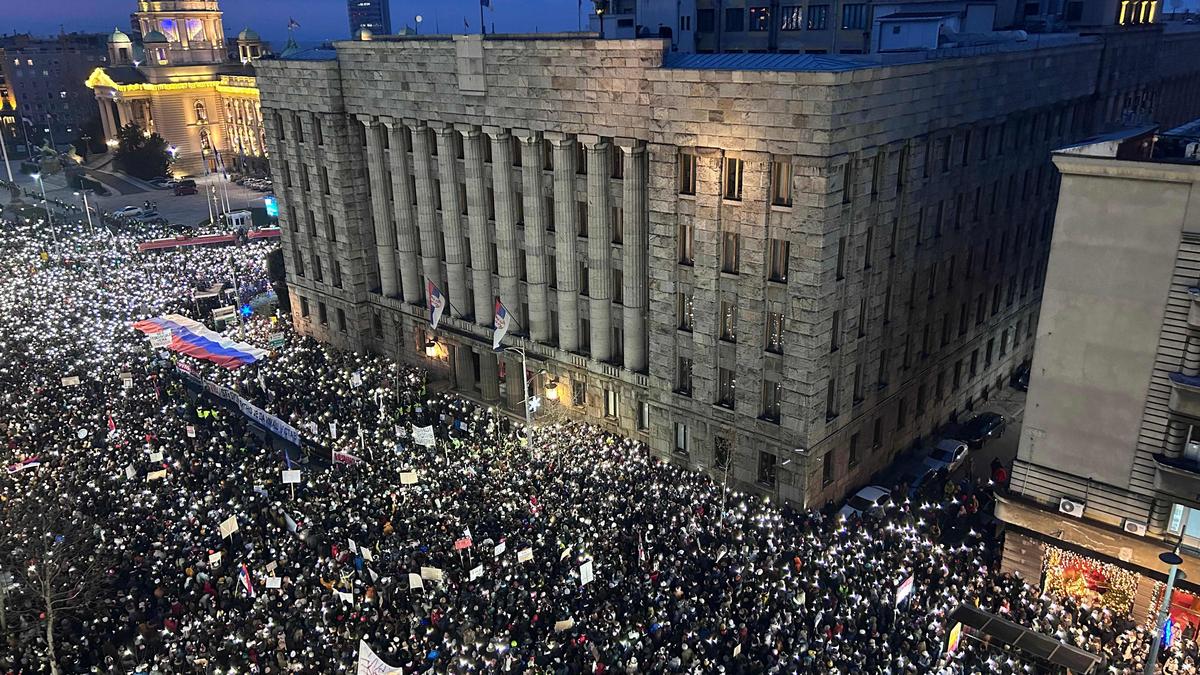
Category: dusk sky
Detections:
[{"x1": 5, "y1": 0, "x2": 585, "y2": 44}]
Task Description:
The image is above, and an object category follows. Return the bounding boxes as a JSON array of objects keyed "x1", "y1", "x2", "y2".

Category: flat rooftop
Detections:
[
  {"x1": 276, "y1": 29, "x2": 1104, "y2": 72},
  {"x1": 1055, "y1": 119, "x2": 1200, "y2": 164}
]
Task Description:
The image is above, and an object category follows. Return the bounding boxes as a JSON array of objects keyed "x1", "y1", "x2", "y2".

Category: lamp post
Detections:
[
  {"x1": 498, "y1": 345, "x2": 557, "y2": 460},
  {"x1": 31, "y1": 172, "x2": 57, "y2": 248},
  {"x1": 74, "y1": 190, "x2": 94, "y2": 234},
  {"x1": 593, "y1": 0, "x2": 608, "y2": 38},
  {"x1": 1145, "y1": 547, "x2": 1186, "y2": 675}
]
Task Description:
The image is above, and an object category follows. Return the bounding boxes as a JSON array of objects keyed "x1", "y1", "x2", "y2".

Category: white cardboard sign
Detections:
[
  {"x1": 219, "y1": 515, "x2": 239, "y2": 538},
  {"x1": 282, "y1": 469, "x2": 301, "y2": 484}
]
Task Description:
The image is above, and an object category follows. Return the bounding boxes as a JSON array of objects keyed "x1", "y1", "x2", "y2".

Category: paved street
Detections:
[{"x1": 5, "y1": 162, "x2": 269, "y2": 227}]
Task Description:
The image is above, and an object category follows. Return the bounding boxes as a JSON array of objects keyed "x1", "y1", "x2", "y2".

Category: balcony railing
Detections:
[{"x1": 1168, "y1": 371, "x2": 1200, "y2": 418}]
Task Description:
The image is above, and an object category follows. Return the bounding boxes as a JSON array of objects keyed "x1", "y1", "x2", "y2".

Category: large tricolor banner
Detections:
[{"x1": 132, "y1": 314, "x2": 269, "y2": 369}]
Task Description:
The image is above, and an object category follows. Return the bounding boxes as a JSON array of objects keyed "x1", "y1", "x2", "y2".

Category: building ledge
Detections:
[
  {"x1": 1189, "y1": 287, "x2": 1200, "y2": 329},
  {"x1": 1153, "y1": 452, "x2": 1200, "y2": 498}
]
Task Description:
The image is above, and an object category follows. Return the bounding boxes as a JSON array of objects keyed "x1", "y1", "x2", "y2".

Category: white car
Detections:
[
  {"x1": 923, "y1": 439, "x2": 970, "y2": 473},
  {"x1": 113, "y1": 206, "x2": 144, "y2": 218},
  {"x1": 838, "y1": 485, "x2": 891, "y2": 520}
]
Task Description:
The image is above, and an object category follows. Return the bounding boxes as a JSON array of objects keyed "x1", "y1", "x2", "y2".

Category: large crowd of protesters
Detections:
[{"x1": 1, "y1": 201, "x2": 1199, "y2": 674}]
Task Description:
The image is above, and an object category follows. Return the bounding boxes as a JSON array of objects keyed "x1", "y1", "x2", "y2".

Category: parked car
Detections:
[
  {"x1": 112, "y1": 205, "x2": 144, "y2": 218},
  {"x1": 1010, "y1": 362, "x2": 1031, "y2": 391},
  {"x1": 956, "y1": 412, "x2": 1006, "y2": 448},
  {"x1": 923, "y1": 438, "x2": 970, "y2": 473},
  {"x1": 174, "y1": 180, "x2": 198, "y2": 196},
  {"x1": 838, "y1": 485, "x2": 892, "y2": 520},
  {"x1": 894, "y1": 461, "x2": 940, "y2": 500},
  {"x1": 134, "y1": 211, "x2": 167, "y2": 225}
]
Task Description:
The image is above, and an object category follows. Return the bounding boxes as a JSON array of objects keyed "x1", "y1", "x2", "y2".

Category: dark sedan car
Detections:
[{"x1": 956, "y1": 412, "x2": 1006, "y2": 448}]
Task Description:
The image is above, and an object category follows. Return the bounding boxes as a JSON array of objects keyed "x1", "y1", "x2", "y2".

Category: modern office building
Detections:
[
  {"x1": 84, "y1": 0, "x2": 269, "y2": 176},
  {"x1": 0, "y1": 32, "x2": 108, "y2": 153},
  {"x1": 255, "y1": 22, "x2": 1200, "y2": 510},
  {"x1": 349, "y1": 0, "x2": 393, "y2": 37},
  {"x1": 998, "y1": 122, "x2": 1200, "y2": 622}
]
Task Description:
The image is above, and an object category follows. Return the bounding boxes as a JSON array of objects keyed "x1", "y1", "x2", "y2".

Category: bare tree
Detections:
[{"x1": 1, "y1": 497, "x2": 110, "y2": 675}]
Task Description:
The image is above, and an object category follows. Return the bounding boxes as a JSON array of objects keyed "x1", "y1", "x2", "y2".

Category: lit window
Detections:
[
  {"x1": 749, "y1": 7, "x2": 771, "y2": 30},
  {"x1": 780, "y1": 6, "x2": 803, "y2": 30}
]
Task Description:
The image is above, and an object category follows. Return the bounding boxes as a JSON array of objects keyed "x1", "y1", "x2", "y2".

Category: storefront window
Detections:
[{"x1": 1042, "y1": 545, "x2": 1138, "y2": 615}]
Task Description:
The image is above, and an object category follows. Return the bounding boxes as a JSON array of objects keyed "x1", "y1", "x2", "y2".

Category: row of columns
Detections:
[{"x1": 359, "y1": 117, "x2": 648, "y2": 373}]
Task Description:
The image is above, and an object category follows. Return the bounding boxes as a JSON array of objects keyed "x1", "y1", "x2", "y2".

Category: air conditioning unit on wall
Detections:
[
  {"x1": 1059, "y1": 497, "x2": 1085, "y2": 518},
  {"x1": 1123, "y1": 520, "x2": 1148, "y2": 536}
]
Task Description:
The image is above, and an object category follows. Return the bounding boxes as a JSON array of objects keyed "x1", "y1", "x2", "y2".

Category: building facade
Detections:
[
  {"x1": 998, "y1": 122, "x2": 1200, "y2": 623},
  {"x1": 0, "y1": 33, "x2": 108, "y2": 153},
  {"x1": 84, "y1": 0, "x2": 269, "y2": 176},
  {"x1": 349, "y1": 0, "x2": 393, "y2": 37},
  {"x1": 256, "y1": 25, "x2": 1200, "y2": 508}
]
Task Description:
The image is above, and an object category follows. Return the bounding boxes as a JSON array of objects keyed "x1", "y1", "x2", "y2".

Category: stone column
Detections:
[
  {"x1": 583, "y1": 136, "x2": 612, "y2": 363},
  {"x1": 460, "y1": 125, "x2": 495, "y2": 325},
  {"x1": 453, "y1": 343, "x2": 475, "y2": 392},
  {"x1": 479, "y1": 350, "x2": 501, "y2": 402},
  {"x1": 406, "y1": 120, "x2": 445, "y2": 294},
  {"x1": 619, "y1": 139, "x2": 647, "y2": 373},
  {"x1": 515, "y1": 130, "x2": 550, "y2": 344},
  {"x1": 361, "y1": 116, "x2": 398, "y2": 297},
  {"x1": 548, "y1": 133, "x2": 579, "y2": 353},
  {"x1": 486, "y1": 127, "x2": 523, "y2": 335},
  {"x1": 433, "y1": 125, "x2": 469, "y2": 318},
  {"x1": 385, "y1": 119, "x2": 422, "y2": 305},
  {"x1": 99, "y1": 98, "x2": 117, "y2": 141},
  {"x1": 116, "y1": 100, "x2": 132, "y2": 128}
]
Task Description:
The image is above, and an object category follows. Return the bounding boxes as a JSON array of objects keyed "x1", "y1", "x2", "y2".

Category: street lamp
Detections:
[
  {"x1": 73, "y1": 190, "x2": 94, "y2": 234},
  {"x1": 1145, "y1": 547, "x2": 1186, "y2": 675},
  {"x1": 544, "y1": 377, "x2": 560, "y2": 401},
  {"x1": 424, "y1": 339, "x2": 438, "y2": 358},
  {"x1": 415, "y1": 15, "x2": 423, "y2": 34},
  {"x1": 593, "y1": 0, "x2": 608, "y2": 38},
  {"x1": 30, "y1": 172, "x2": 57, "y2": 249},
  {"x1": 499, "y1": 345, "x2": 548, "y2": 459}
]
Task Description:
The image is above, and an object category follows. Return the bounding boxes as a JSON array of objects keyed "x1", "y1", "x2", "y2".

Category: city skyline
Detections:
[{"x1": 4, "y1": 0, "x2": 584, "y2": 44}]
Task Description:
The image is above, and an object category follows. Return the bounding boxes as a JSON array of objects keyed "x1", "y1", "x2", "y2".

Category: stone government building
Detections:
[{"x1": 256, "y1": 24, "x2": 1200, "y2": 507}]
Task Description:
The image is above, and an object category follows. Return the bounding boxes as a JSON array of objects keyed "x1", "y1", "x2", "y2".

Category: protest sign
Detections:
[
  {"x1": 266, "y1": 577, "x2": 282, "y2": 589},
  {"x1": 282, "y1": 469, "x2": 301, "y2": 484},
  {"x1": 517, "y1": 548, "x2": 534, "y2": 563},
  {"x1": 412, "y1": 425, "x2": 435, "y2": 447},
  {"x1": 219, "y1": 515, "x2": 239, "y2": 538},
  {"x1": 580, "y1": 560, "x2": 594, "y2": 587}
]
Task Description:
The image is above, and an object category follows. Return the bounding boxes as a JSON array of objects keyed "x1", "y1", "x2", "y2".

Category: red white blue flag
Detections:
[
  {"x1": 5, "y1": 456, "x2": 40, "y2": 474},
  {"x1": 238, "y1": 563, "x2": 255, "y2": 597},
  {"x1": 427, "y1": 280, "x2": 445, "y2": 330},
  {"x1": 492, "y1": 300, "x2": 510, "y2": 350}
]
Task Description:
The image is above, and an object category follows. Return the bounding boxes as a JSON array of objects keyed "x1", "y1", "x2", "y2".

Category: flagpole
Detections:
[{"x1": 480, "y1": 1, "x2": 485, "y2": 35}]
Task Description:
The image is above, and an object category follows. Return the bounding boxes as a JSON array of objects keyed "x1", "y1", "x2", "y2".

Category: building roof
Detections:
[
  {"x1": 143, "y1": 30, "x2": 169, "y2": 44},
  {"x1": 237, "y1": 28, "x2": 261, "y2": 42},
  {"x1": 878, "y1": 11, "x2": 957, "y2": 20},
  {"x1": 98, "y1": 65, "x2": 149, "y2": 85},
  {"x1": 664, "y1": 51, "x2": 875, "y2": 73},
  {"x1": 109, "y1": 28, "x2": 132, "y2": 45},
  {"x1": 278, "y1": 47, "x2": 338, "y2": 61}
]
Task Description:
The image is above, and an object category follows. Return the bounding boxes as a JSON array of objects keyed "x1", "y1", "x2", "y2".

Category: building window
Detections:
[
  {"x1": 725, "y1": 7, "x2": 745, "y2": 31},
  {"x1": 836, "y1": 236, "x2": 847, "y2": 280},
  {"x1": 604, "y1": 388, "x2": 619, "y2": 418},
  {"x1": 678, "y1": 292, "x2": 694, "y2": 331},
  {"x1": 318, "y1": 302, "x2": 328, "y2": 325},
  {"x1": 720, "y1": 300, "x2": 737, "y2": 342},
  {"x1": 766, "y1": 311, "x2": 785, "y2": 354},
  {"x1": 677, "y1": 356, "x2": 693, "y2": 396},
  {"x1": 808, "y1": 4, "x2": 829, "y2": 29},
  {"x1": 612, "y1": 269, "x2": 624, "y2": 305},
  {"x1": 761, "y1": 379, "x2": 782, "y2": 422},
  {"x1": 637, "y1": 400, "x2": 650, "y2": 431},
  {"x1": 336, "y1": 308, "x2": 347, "y2": 331},
  {"x1": 674, "y1": 422, "x2": 691, "y2": 455},
  {"x1": 842, "y1": 159, "x2": 855, "y2": 204},
  {"x1": 830, "y1": 310, "x2": 841, "y2": 352},
  {"x1": 572, "y1": 378, "x2": 587, "y2": 406},
  {"x1": 721, "y1": 232, "x2": 740, "y2": 273},
  {"x1": 698, "y1": 8, "x2": 716, "y2": 31},
  {"x1": 771, "y1": 159, "x2": 792, "y2": 206},
  {"x1": 758, "y1": 451, "x2": 777, "y2": 487},
  {"x1": 678, "y1": 152, "x2": 697, "y2": 195},
  {"x1": 320, "y1": 167, "x2": 330, "y2": 195},
  {"x1": 194, "y1": 101, "x2": 208, "y2": 124},
  {"x1": 749, "y1": 7, "x2": 771, "y2": 31},
  {"x1": 714, "y1": 436, "x2": 731, "y2": 468},
  {"x1": 611, "y1": 206, "x2": 624, "y2": 244},
  {"x1": 577, "y1": 202, "x2": 588, "y2": 237},
  {"x1": 826, "y1": 378, "x2": 838, "y2": 420},
  {"x1": 724, "y1": 157, "x2": 744, "y2": 200},
  {"x1": 299, "y1": 297, "x2": 310, "y2": 317},
  {"x1": 768, "y1": 238, "x2": 789, "y2": 282},
  {"x1": 821, "y1": 453, "x2": 833, "y2": 486},
  {"x1": 578, "y1": 262, "x2": 589, "y2": 296},
  {"x1": 848, "y1": 432, "x2": 861, "y2": 468},
  {"x1": 780, "y1": 6, "x2": 803, "y2": 29},
  {"x1": 679, "y1": 222, "x2": 694, "y2": 264},
  {"x1": 841, "y1": 3, "x2": 867, "y2": 29},
  {"x1": 718, "y1": 368, "x2": 737, "y2": 409}
]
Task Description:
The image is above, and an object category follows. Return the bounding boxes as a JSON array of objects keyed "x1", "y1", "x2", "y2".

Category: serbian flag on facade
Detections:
[
  {"x1": 492, "y1": 300, "x2": 510, "y2": 350},
  {"x1": 427, "y1": 280, "x2": 446, "y2": 330},
  {"x1": 238, "y1": 563, "x2": 255, "y2": 597}
]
